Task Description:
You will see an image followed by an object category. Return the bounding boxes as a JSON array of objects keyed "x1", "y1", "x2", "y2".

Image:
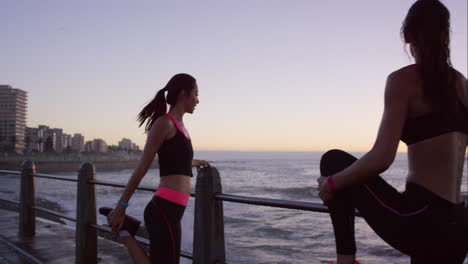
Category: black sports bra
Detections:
[
  {"x1": 157, "y1": 113, "x2": 193, "y2": 177},
  {"x1": 401, "y1": 101, "x2": 468, "y2": 145}
]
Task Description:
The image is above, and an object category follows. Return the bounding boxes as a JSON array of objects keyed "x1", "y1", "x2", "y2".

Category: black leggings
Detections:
[
  {"x1": 144, "y1": 196, "x2": 186, "y2": 264},
  {"x1": 320, "y1": 149, "x2": 467, "y2": 264}
]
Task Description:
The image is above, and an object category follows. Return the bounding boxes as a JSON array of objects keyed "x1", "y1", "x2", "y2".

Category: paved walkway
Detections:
[
  {"x1": 0, "y1": 208, "x2": 132, "y2": 264},
  {"x1": 0, "y1": 235, "x2": 38, "y2": 264}
]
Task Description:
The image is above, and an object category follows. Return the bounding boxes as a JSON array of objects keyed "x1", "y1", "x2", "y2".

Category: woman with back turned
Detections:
[
  {"x1": 104, "y1": 73, "x2": 209, "y2": 263},
  {"x1": 317, "y1": 1, "x2": 467, "y2": 263}
]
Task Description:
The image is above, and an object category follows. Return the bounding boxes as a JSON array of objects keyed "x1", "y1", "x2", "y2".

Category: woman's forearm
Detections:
[
  {"x1": 333, "y1": 151, "x2": 390, "y2": 191},
  {"x1": 119, "y1": 162, "x2": 150, "y2": 204},
  {"x1": 118, "y1": 145, "x2": 158, "y2": 204}
]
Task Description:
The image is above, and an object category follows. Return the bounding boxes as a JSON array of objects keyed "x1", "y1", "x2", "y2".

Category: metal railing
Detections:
[
  {"x1": 0, "y1": 161, "x2": 350, "y2": 264},
  {"x1": 0, "y1": 162, "x2": 194, "y2": 263}
]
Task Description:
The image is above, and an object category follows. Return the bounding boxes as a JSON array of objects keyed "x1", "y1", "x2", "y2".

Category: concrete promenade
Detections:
[{"x1": 0, "y1": 208, "x2": 132, "y2": 264}]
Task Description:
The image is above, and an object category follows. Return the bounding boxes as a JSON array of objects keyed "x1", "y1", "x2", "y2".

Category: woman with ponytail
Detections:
[
  {"x1": 104, "y1": 73, "x2": 209, "y2": 264},
  {"x1": 317, "y1": 1, "x2": 467, "y2": 263}
]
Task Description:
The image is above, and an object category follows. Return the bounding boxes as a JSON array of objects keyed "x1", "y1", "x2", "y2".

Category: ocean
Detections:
[{"x1": 1, "y1": 151, "x2": 467, "y2": 264}]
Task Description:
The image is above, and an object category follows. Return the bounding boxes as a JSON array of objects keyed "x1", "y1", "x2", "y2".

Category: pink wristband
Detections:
[{"x1": 327, "y1": 176, "x2": 336, "y2": 192}]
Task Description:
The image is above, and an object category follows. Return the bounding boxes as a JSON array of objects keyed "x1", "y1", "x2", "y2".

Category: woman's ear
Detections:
[{"x1": 177, "y1": 89, "x2": 187, "y2": 101}]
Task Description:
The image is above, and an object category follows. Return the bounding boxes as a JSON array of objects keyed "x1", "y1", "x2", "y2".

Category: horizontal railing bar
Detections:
[
  {"x1": 33, "y1": 173, "x2": 77, "y2": 182},
  {"x1": 215, "y1": 193, "x2": 361, "y2": 216},
  {"x1": 0, "y1": 199, "x2": 76, "y2": 221},
  {"x1": 0, "y1": 198, "x2": 20, "y2": 205},
  {"x1": 90, "y1": 223, "x2": 112, "y2": 232},
  {"x1": 180, "y1": 250, "x2": 194, "y2": 260},
  {"x1": 215, "y1": 193, "x2": 329, "y2": 212},
  {"x1": 90, "y1": 224, "x2": 193, "y2": 260},
  {"x1": 88, "y1": 180, "x2": 196, "y2": 197},
  {"x1": 0, "y1": 198, "x2": 20, "y2": 213},
  {"x1": 134, "y1": 183, "x2": 157, "y2": 192},
  {"x1": 0, "y1": 170, "x2": 21, "y2": 175},
  {"x1": 88, "y1": 179, "x2": 127, "y2": 188},
  {"x1": 33, "y1": 206, "x2": 77, "y2": 222},
  {"x1": 0, "y1": 236, "x2": 44, "y2": 264},
  {"x1": 88, "y1": 179, "x2": 156, "y2": 192}
]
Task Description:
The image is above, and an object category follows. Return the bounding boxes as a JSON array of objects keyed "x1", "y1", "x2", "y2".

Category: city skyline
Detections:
[
  {"x1": 25, "y1": 123, "x2": 141, "y2": 153},
  {"x1": 2, "y1": 1, "x2": 467, "y2": 152}
]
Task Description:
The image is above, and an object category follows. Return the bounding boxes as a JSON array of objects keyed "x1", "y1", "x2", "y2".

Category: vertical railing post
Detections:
[
  {"x1": 76, "y1": 162, "x2": 97, "y2": 264},
  {"x1": 193, "y1": 166, "x2": 226, "y2": 264},
  {"x1": 19, "y1": 160, "x2": 36, "y2": 237}
]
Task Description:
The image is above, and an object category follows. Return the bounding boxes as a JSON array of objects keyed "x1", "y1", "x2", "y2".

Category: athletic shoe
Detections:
[{"x1": 98, "y1": 206, "x2": 141, "y2": 237}]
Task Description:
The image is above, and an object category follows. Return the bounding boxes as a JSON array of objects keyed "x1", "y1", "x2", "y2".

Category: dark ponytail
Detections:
[
  {"x1": 137, "y1": 73, "x2": 196, "y2": 133},
  {"x1": 402, "y1": 0, "x2": 457, "y2": 114},
  {"x1": 137, "y1": 88, "x2": 168, "y2": 133}
]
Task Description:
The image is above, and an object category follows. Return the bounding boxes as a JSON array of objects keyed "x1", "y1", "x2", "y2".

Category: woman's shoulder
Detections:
[
  {"x1": 383, "y1": 65, "x2": 419, "y2": 97},
  {"x1": 388, "y1": 64, "x2": 419, "y2": 80},
  {"x1": 150, "y1": 115, "x2": 177, "y2": 134}
]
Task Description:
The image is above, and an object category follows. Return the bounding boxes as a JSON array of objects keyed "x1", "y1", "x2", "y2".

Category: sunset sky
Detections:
[{"x1": 2, "y1": 0, "x2": 467, "y2": 152}]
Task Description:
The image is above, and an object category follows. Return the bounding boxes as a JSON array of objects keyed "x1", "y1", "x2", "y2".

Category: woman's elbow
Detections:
[{"x1": 368, "y1": 149, "x2": 395, "y2": 173}]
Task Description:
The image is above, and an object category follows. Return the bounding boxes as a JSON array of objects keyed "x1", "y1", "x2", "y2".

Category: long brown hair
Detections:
[
  {"x1": 138, "y1": 73, "x2": 196, "y2": 133},
  {"x1": 401, "y1": 0, "x2": 457, "y2": 113}
]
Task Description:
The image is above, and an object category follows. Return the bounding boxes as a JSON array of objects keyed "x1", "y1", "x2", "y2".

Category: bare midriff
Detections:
[
  {"x1": 159, "y1": 174, "x2": 192, "y2": 194},
  {"x1": 406, "y1": 132, "x2": 467, "y2": 204}
]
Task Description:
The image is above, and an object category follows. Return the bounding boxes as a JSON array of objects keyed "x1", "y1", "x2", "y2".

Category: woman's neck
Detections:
[{"x1": 168, "y1": 106, "x2": 185, "y2": 123}]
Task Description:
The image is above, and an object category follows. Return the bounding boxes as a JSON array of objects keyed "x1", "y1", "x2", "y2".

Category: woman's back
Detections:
[{"x1": 399, "y1": 65, "x2": 468, "y2": 203}]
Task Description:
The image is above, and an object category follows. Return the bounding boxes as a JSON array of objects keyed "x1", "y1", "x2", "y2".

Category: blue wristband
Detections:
[{"x1": 118, "y1": 200, "x2": 128, "y2": 208}]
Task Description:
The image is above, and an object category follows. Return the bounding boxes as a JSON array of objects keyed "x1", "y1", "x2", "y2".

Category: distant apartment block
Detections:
[
  {"x1": 25, "y1": 125, "x2": 79, "y2": 153},
  {"x1": 72, "y1": 133, "x2": 85, "y2": 152},
  {"x1": 37, "y1": 125, "x2": 53, "y2": 152},
  {"x1": 37, "y1": 125, "x2": 60, "y2": 152},
  {"x1": 93, "y1": 139, "x2": 107, "y2": 153},
  {"x1": 25, "y1": 127, "x2": 40, "y2": 153},
  {"x1": 84, "y1": 141, "x2": 93, "y2": 152},
  {"x1": 118, "y1": 138, "x2": 139, "y2": 151},
  {"x1": 62, "y1": 133, "x2": 72, "y2": 151},
  {"x1": 83, "y1": 138, "x2": 107, "y2": 153},
  {"x1": 50, "y1": 128, "x2": 63, "y2": 152},
  {"x1": 0, "y1": 85, "x2": 27, "y2": 153}
]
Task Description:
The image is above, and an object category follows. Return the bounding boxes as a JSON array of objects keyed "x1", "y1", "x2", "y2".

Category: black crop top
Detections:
[
  {"x1": 401, "y1": 101, "x2": 468, "y2": 145},
  {"x1": 158, "y1": 113, "x2": 193, "y2": 177}
]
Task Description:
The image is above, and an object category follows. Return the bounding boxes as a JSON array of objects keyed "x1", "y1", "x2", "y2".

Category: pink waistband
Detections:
[{"x1": 155, "y1": 186, "x2": 189, "y2": 206}]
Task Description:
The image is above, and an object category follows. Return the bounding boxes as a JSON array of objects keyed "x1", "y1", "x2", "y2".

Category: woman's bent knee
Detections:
[{"x1": 320, "y1": 149, "x2": 357, "y2": 176}]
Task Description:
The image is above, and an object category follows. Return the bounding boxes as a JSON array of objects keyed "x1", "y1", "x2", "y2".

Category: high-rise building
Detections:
[
  {"x1": 72, "y1": 133, "x2": 85, "y2": 152},
  {"x1": 0, "y1": 85, "x2": 27, "y2": 153}
]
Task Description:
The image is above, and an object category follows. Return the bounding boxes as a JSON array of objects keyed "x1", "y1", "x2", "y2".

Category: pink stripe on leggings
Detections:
[
  {"x1": 364, "y1": 184, "x2": 428, "y2": 216},
  {"x1": 155, "y1": 186, "x2": 190, "y2": 206},
  {"x1": 151, "y1": 199, "x2": 177, "y2": 264}
]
